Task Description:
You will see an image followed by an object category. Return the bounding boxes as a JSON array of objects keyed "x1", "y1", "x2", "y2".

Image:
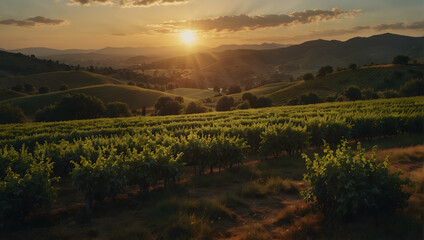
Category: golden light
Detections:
[{"x1": 180, "y1": 29, "x2": 196, "y2": 46}]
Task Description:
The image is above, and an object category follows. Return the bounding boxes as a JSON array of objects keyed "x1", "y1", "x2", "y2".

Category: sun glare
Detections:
[{"x1": 180, "y1": 29, "x2": 196, "y2": 46}]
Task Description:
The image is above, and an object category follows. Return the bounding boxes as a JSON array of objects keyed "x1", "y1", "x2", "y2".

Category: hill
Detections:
[
  {"x1": 148, "y1": 33, "x2": 424, "y2": 83},
  {"x1": 0, "y1": 88, "x2": 27, "y2": 101},
  {"x1": 166, "y1": 88, "x2": 216, "y2": 99},
  {"x1": 0, "y1": 70, "x2": 125, "y2": 91},
  {"x1": 267, "y1": 65, "x2": 424, "y2": 105},
  {"x1": 0, "y1": 84, "x2": 194, "y2": 115},
  {"x1": 0, "y1": 50, "x2": 71, "y2": 76}
]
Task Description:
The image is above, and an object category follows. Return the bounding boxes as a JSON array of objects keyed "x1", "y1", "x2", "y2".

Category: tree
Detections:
[
  {"x1": 154, "y1": 97, "x2": 182, "y2": 116},
  {"x1": 303, "y1": 73, "x2": 314, "y2": 81},
  {"x1": 317, "y1": 65, "x2": 333, "y2": 77},
  {"x1": 38, "y1": 86, "x2": 49, "y2": 94},
  {"x1": 213, "y1": 85, "x2": 220, "y2": 93},
  {"x1": 400, "y1": 79, "x2": 424, "y2": 97},
  {"x1": 186, "y1": 101, "x2": 208, "y2": 114},
  {"x1": 216, "y1": 96, "x2": 234, "y2": 111},
  {"x1": 348, "y1": 63, "x2": 357, "y2": 70},
  {"x1": 0, "y1": 104, "x2": 26, "y2": 124},
  {"x1": 362, "y1": 88, "x2": 379, "y2": 100},
  {"x1": 11, "y1": 84, "x2": 23, "y2": 92},
  {"x1": 392, "y1": 55, "x2": 410, "y2": 65},
  {"x1": 24, "y1": 83, "x2": 35, "y2": 92},
  {"x1": 166, "y1": 82, "x2": 176, "y2": 90},
  {"x1": 382, "y1": 89, "x2": 399, "y2": 99},
  {"x1": 106, "y1": 101, "x2": 132, "y2": 118},
  {"x1": 228, "y1": 85, "x2": 242, "y2": 94},
  {"x1": 59, "y1": 84, "x2": 69, "y2": 91},
  {"x1": 141, "y1": 106, "x2": 146, "y2": 116},
  {"x1": 344, "y1": 85, "x2": 362, "y2": 101},
  {"x1": 236, "y1": 101, "x2": 251, "y2": 110},
  {"x1": 300, "y1": 92, "x2": 322, "y2": 105},
  {"x1": 174, "y1": 96, "x2": 184, "y2": 104},
  {"x1": 255, "y1": 97, "x2": 272, "y2": 108},
  {"x1": 35, "y1": 93, "x2": 106, "y2": 122},
  {"x1": 242, "y1": 92, "x2": 257, "y2": 107}
]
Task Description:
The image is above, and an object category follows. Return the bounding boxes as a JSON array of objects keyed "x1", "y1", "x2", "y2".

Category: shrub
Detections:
[
  {"x1": 24, "y1": 83, "x2": 35, "y2": 92},
  {"x1": 11, "y1": 84, "x2": 23, "y2": 92},
  {"x1": 59, "y1": 84, "x2": 69, "y2": 91},
  {"x1": 186, "y1": 101, "x2": 208, "y2": 114},
  {"x1": 38, "y1": 86, "x2": 49, "y2": 94},
  {"x1": 236, "y1": 101, "x2": 250, "y2": 110},
  {"x1": 154, "y1": 97, "x2": 183, "y2": 116},
  {"x1": 35, "y1": 93, "x2": 106, "y2": 122},
  {"x1": 400, "y1": 78, "x2": 424, "y2": 97},
  {"x1": 228, "y1": 85, "x2": 242, "y2": 94},
  {"x1": 255, "y1": 96, "x2": 272, "y2": 108},
  {"x1": 0, "y1": 104, "x2": 26, "y2": 124},
  {"x1": 382, "y1": 89, "x2": 399, "y2": 99},
  {"x1": 0, "y1": 146, "x2": 57, "y2": 222},
  {"x1": 260, "y1": 123, "x2": 308, "y2": 158},
  {"x1": 344, "y1": 85, "x2": 362, "y2": 101},
  {"x1": 317, "y1": 65, "x2": 333, "y2": 77},
  {"x1": 348, "y1": 63, "x2": 357, "y2": 70},
  {"x1": 303, "y1": 73, "x2": 314, "y2": 81},
  {"x1": 302, "y1": 140, "x2": 412, "y2": 219},
  {"x1": 106, "y1": 101, "x2": 132, "y2": 118},
  {"x1": 362, "y1": 88, "x2": 379, "y2": 100},
  {"x1": 216, "y1": 96, "x2": 234, "y2": 111},
  {"x1": 242, "y1": 92, "x2": 257, "y2": 107},
  {"x1": 392, "y1": 55, "x2": 410, "y2": 65},
  {"x1": 300, "y1": 92, "x2": 321, "y2": 105}
]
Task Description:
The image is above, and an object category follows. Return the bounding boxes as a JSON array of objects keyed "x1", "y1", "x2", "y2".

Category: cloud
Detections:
[
  {"x1": 158, "y1": 8, "x2": 361, "y2": 32},
  {"x1": 68, "y1": 0, "x2": 189, "y2": 7},
  {"x1": 373, "y1": 20, "x2": 424, "y2": 31},
  {"x1": 0, "y1": 16, "x2": 67, "y2": 27}
]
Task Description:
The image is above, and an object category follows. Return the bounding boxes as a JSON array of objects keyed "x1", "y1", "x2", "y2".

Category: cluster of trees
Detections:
[
  {"x1": 216, "y1": 93, "x2": 272, "y2": 111},
  {"x1": 154, "y1": 96, "x2": 210, "y2": 116},
  {"x1": 288, "y1": 78, "x2": 424, "y2": 106},
  {"x1": 35, "y1": 93, "x2": 132, "y2": 122}
]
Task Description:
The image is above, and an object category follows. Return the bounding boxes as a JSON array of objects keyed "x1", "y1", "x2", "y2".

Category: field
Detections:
[
  {"x1": 1, "y1": 96, "x2": 423, "y2": 239},
  {"x1": 0, "y1": 88, "x2": 27, "y2": 101},
  {"x1": 268, "y1": 65, "x2": 424, "y2": 105},
  {"x1": 0, "y1": 84, "x2": 194, "y2": 116},
  {"x1": 166, "y1": 87, "x2": 216, "y2": 99},
  {"x1": 0, "y1": 70, "x2": 124, "y2": 91}
]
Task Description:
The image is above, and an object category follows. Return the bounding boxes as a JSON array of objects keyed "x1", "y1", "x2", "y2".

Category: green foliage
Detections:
[
  {"x1": 236, "y1": 101, "x2": 251, "y2": 110},
  {"x1": 12, "y1": 84, "x2": 24, "y2": 92},
  {"x1": 400, "y1": 78, "x2": 424, "y2": 97},
  {"x1": 344, "y1": 85, "x2": 362, "y2": 101},
  {"x1": 0, "y1": 104, "x2": 26, "y2": 124},
  {"x1": 300, "y1": 92, "x2": 322, "y2": 105},
  {"x1": 228, "y1": 85, "x2": 242, "y2": 94},
  {"x1": 154, "y1": 96, "x2": 183, "y2": 116},
  {"x1": 242, "y1": 92, "x2": 257, "y2": 107},
  {"x1": 255, "y1": 96, "x2": 272, "y2": 108},
  {"x1": 303, "y1": 73, "x2": 314, "y2": 81},
  {"x1": 24, "y1": 83, "x2": 35, "y2": 92},
  {"x1": 302, "y1": 140, "x2": 412, "y2": 219},
  {"x1": 35, "y1": 93, "x2": 106, "y2": 122},
  {"x1": 38, "y1": 86, "x2": 49, "y2": 94},
  {"x1": 59, "y1": 84, "x2": 69, "y2": 91},
  {"x1": 0, "y1": 146, "x2": 57, "y2": 222},
  {"x1": 106, "y1": 101, "x2": 132, "y2": 118},
  {"x1": 317, "y1": 65, "x2": 333, "y2": 77},
  {"x1": 392, "y1": 55, "x2": 410, "y2": 65},
  {"x1": 216, "y1": 96, "x2": 234, "y2": 111},
  {"x1": 260, "y1": 123, "x2": 308, "y2": 158},
  {"x1": 186, "y1": 101, "x2": 208, "y2": 114},
  {"x1": 348, "y1": 63, "x2": 357, "y2": 70}
]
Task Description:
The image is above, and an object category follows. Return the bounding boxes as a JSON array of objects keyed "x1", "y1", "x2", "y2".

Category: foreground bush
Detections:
[
  {"x1": 0, "y1": 104, "x2": 26, "y2": 124},
  {"x1": 302, "y1": 140, "x2": 412, "y2": 219}
]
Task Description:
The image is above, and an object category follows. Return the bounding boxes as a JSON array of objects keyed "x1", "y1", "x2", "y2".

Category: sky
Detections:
[{"x1": 0, "y1": 0, "x2": 423, "y2": 49}]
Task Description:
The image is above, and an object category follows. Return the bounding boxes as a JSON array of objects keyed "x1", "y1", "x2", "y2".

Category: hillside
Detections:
[
  {"x1": 0, "y1": 84, "x2": 194, "y2": 115},
  {"x1": 148, "y1": 33, "x2": 424, "y2": 80},
  {"x1": 268, "y1": 65, "x2": 424, "y2": 105},
  {"x1": 0, "y1": 70, "x2": 124, "y2": 91},
  {"x1": 0, "y1": 88, "x2": 27, "y2": 101},
  {"x1": 0, "y1": 50, "x2": 71, "y2": 76},
  {"x1": 166, "y1": 88, "x2": 216, "y2": 99}
]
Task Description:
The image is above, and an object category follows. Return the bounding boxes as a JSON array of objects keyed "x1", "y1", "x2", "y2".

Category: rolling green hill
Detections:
[
  {"x1": 267, "y1": 65, "x2": 424, "y2": 105},
  {"x1": 1, "y1": 84, "x2": 194, "y2": 115},
  {"x1": 0, "y1": 88, "x2": 27, "y2": 101},
  {"x1": 166, "y1": 88, "x2": 216, "y2": 99},
  {"x1": 0, "y1": 70, "x2": 124, "y2": 91}
]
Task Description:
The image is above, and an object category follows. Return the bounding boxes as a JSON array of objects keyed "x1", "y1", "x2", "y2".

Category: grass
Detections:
[
  {"x1": 0, "y1": 88, "x2": 27, "y2": 101},
  {"x1": 166, "y1": 88, "x2": 216, "y2": 99},
  {"x1": 240, "y1": 177, "x2": 297, "y2": 198},
  {"x1": 268, "y1": 65, "x2": 424, "y2": 105},
  {"x1": 1, "y1": 84, "x2": 195, "y2": 115},
  {"x1": 0, "y1": 70, "x2": 124, "y2": 91}
]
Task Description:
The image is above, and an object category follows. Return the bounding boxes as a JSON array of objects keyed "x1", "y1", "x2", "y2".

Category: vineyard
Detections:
[{"x1": 1, "y1": 96, "x2": 423, "y2": 224}]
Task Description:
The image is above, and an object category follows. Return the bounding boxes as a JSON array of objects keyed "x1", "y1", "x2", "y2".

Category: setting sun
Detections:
[{"x1": 180, "y1": 30, "x2": 196, "y2": 46}]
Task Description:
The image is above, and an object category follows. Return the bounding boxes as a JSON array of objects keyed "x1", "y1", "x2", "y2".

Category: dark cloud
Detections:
[
  {"x1": 0, "y1": 16, "x2": 67, "y2": 27},
  {"x1": 69, "y1": 0, "x2": 189, "y2": 7},
  {"x1": 373, "y1": 20, "x2": 424, "y2": 31},
  {"x1": 159, "y1": 8, "x2": 361, "y2": 32}
]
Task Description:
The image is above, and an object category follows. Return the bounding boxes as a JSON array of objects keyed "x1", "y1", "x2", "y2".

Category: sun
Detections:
[{"x1": 180, "y1": 29, "x2": 196, "y2": 46}]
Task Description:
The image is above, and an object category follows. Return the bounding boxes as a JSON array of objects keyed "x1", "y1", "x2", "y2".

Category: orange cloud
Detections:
[{"x1": 0, "y1": 16, "x2": 67, "y2": 27}]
